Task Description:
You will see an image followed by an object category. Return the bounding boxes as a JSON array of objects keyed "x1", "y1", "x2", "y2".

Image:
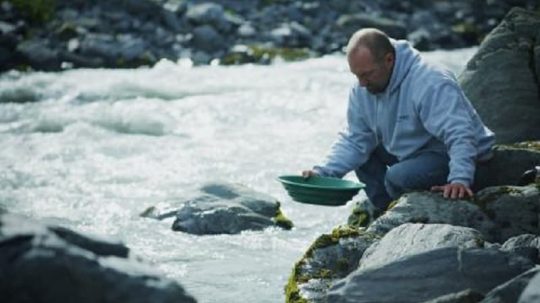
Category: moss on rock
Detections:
[
  {"x1": 7, "y1": 0, "x2": 56, "y2": 23},
  {"x1": 273, "y1": 207, "x2": 294, "y2": 230},
  {"x1": 508, "y1": 141, "x2": 540, "y2": 151}
]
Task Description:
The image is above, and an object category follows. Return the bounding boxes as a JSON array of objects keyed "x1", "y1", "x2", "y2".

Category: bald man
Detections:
[{"x1": 303, "y1": 28, "x2": 495, "y2": 212}]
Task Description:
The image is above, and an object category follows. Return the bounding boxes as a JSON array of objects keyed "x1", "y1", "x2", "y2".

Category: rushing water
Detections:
[{"x1": 0, "y1": 47, "x2": 476, "y2": 303}]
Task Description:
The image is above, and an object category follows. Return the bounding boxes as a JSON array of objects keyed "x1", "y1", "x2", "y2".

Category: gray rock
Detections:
[
  {"x1": 78, "y1": 33, "x2": 148, "y2": 66},
  {"x1": 501, "y1": 234, "x2": 540, "y2": 262},
  {"x1": 459, "y1": 8, "x2": 540, "y2": 144},
  {"x1": 186, "y1": 3, "x2": 231, "y2": 32},
  {"x1": 366, "y1": 184, "x2": 540, "y2": 243},
  {"x1": 285, "y1": 227, "x2": 379, "y2": 303},
  {"x1": 518, "y1": 272, "x2": 540, "y2": 303},
  {"x1": 359, "y1": 223, "x2": 484, "y2": 271},
  {"x1": 474, "y1": 144, "x2": 540, "y2": 190},
  {"x1": 478, "y1": 185, "x2": 540, "y2": 243},
  {"x1": 269, "y1": 22, "x2": 311, "y2": 48},
  {"x1": 191, "y1": 25, "x2": 226, "y2": 53},
  {"x1": 336, "y1": 13, "x2": 407, "y2": 39},
  {"x1": 366, "y1": 192, "x2": 495, "y2": 240},
  {"x1": 170, "y1": 182, "x2": 293, "y2": 235},
  {"x1": 16, "y1": 39, "x2": 60, "y2": 70},
  {"x1": 326, "y1": 247, "x2": 535, "y2": 303},
  {"x1": 423, "y1": 289, "x2": 484, "y2": 303},
  {"x1": 0, "y1": 213, "x2": 197, "y2": 303},
  {"x1": 482, "y1": 267, "x2": 540, "y2": 303}
]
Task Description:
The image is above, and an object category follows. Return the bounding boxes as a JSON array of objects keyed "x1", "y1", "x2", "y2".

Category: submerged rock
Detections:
[
  {"x1": 0, "y1": 213, "x2": 197, "y2": 303},
  {"x1": 518, "y1": 272, "x2": 540, "y2": 303},
  {"x1": 459, "y1": 8, "x2": 540, "y2": 144},
  {"x1": 148, "y1": 182, "x2": 293, "y2": 235},
  {"x1": 326, "y1": 247, "x2": 535, "y2": 303},
  {"x1": 422, "y1": 289, "x2": 485, "y2": 303}
]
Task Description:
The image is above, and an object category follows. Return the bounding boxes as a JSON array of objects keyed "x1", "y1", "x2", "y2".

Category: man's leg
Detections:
[
  {"x1": 354, "y1": 146, "x2": 398, "y2": 210},
  {"x1": 384, "y1": 151, "x2": 449, "y2": 201}
]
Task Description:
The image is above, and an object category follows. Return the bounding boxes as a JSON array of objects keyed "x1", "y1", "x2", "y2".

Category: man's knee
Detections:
[{"x1": 384, "y1": 166, "x2": 406, "y2": 199}]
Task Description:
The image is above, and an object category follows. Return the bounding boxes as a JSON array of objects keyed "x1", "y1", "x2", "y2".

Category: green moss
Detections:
[
  {"x1": 274, "y1": 207, "x2": 294, "y2": 230},
  {"x1": 507, "y1": 141, "x2": 540, "y2": 151},
  {"x1": 386, "y1": 199, "x2": 399, "y2": 210},
  {"x1": 285, "y1": 260, "x2": 309, "y2": 303},
  {"x1": 304, "y1": 225, "x2": 361, "y2": 259},
  {"x1": 7, "y1": 0, "x2": 56, "y2": 23}
]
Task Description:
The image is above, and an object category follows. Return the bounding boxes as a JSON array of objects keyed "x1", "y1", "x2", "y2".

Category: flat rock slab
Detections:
[{"x1": 326, "y1": 247, "x2": 535, "y2": 303}]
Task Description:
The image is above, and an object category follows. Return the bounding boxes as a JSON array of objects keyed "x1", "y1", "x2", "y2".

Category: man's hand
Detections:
[
  {"x1": 431, "y1": 183, "x2": 474, "y2": 199},
  {"x1": 301, "y1": 170, "x2": 318, "y2": 179}
]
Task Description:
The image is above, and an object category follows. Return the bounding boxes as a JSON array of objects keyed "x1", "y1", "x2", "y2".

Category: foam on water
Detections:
[{"x1": 0, "y1": 48, "x2": 476, "y2": 303}]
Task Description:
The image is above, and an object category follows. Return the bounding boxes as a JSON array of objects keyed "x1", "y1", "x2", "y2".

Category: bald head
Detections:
[{"x1": 346, "y1": 28, "x2": 394, "y2": 63}]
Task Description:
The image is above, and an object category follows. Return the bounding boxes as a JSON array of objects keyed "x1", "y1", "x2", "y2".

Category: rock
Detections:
[
  {"x1": 186, "y1": 3, "x2": 231, "y2": 33},
  {"x1": 0, "y1": 213, "x2": 197, "y2": 303},
  {"x1": 366, "y1": 183, "x2": 540, "y2": 243},
  {"x1": 285, "y1": 226, "x2": 380, "y2": 303},
  {"x1": 422, "y1": 289, "x2": 484, "y2": 303},
  {"x1": 78, "y1": 33, "x2": 149, "y2": 67},
  {"x1": 336, "y1": 13, "x2": 408, "y2": 39},
  {"x1": 477, "y1": 185, "x2": 540, "y2": 243},
  {"x1": 474, "y1": 143, "x2": 540, "y2": 190},
  {"x1": 15, "y1": 39, "x2": 60, "y2": 70},
  {"x1": 170, "y1": 182, "x2": 293, "y2": 235},
  {"x1": 366, "y1": 192, "x2": 495, "y2": 240},
  {"x1": 518, "y1": 272, "x2": 540, "y2": 303},
  {"x1": 501, "y1": 234, "x2": 540, "y2": 262},
  {"x1": 459, "y1": 8, "x2": 540, "y2": 144},
  {"x1": 326, "y1": 247, "x2": 535, "y2": 303},
  {"x1": 191, "y1": 25, "x2": 226, "y2": 53},
  {"x1": 481, "y1": 267, "x2": 540, "y2": 303},
  {"x1": 359, "y1": 223, "x2": 484, "y2": 271}
]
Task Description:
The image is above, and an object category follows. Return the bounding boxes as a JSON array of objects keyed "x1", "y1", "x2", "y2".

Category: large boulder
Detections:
[
  {"x1": 326, "y1": 247, "x2": 535, "y2": 303},
  {"x1": 359, "y1": 223, "x2": 484, "y2": 271},
  {"x1": 459, "y1": 8, "x2": 540, "y2": 144},
  {"x1": 143, "y1": 182, "x2": 293, "y2": 235},
  {"x1": 0, "y1": 213, "x2": 197, "y2": 303}
]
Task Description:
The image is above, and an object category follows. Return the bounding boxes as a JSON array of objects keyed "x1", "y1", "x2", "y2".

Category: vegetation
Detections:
[
  {"x1": 7, "y1": 0, "x2": 56, "y2": 23},
  {"x1": 274, "y1": 207, "x2": 294, "y2": 230}
]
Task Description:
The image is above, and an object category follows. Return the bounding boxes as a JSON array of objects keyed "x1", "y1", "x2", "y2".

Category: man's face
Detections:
[{"x1": 348, "y1": 47, "x2": 394, "y2": 94}]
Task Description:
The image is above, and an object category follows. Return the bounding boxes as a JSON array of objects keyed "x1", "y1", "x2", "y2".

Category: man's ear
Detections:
[{"x1": 384, "y1": 52, "x2": 394, "y2": 67}]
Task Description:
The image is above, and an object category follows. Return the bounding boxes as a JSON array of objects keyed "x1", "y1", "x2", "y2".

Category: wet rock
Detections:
[
  {"x1": 186, "y1": 3, "x2": 231, "y2": 33},
  {"x1": 0, "y1": 213, "x2": 197, "y2": 303},
  {"x1": 285, "y1": 226, "x2": 379, "y2": 303},
  {"x1": 269, "y1": 22, "x2": 312, "y2": 48},
  {"x1": 459, "y1": 8, "x2": 540, "y2": 144},
  {"x1": 359, "y1": 223, "x2": 484, "y2": 271},
  {"x1": 326, "y1": 247, "x2": 535, "y2": 303},
  {"x1": 170, "y1": 182, "x2": 293, "y2": 235},
  {"x1": 481, "y1": 267, "x2": 540, "y2": 303}
]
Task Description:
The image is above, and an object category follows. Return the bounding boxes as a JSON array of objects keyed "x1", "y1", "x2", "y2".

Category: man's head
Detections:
[{"x1": 346, "y1": 28, "x2": 395, "y2": 94}]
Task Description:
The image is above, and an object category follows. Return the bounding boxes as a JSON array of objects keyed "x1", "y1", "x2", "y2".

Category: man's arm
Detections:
[
  {"x1": 417, "y1": 81, "x2": 478, "y2": 198},
  {"x1": 312, "y1": 87, "x2": 377, "y2": 178}
]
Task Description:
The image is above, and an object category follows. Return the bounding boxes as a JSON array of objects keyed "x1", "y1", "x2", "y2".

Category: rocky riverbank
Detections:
[{"x1": 0, "y1": 0, "x2": 538, "y2": 71}]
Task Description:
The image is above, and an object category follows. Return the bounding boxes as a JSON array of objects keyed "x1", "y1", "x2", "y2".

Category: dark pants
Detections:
[{"x1": 354, "y1": 146, "x2": 450, "y2": 210}]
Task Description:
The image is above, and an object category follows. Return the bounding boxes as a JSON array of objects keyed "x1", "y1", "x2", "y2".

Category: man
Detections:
[{"x1": 302, "y1": 28, "x2": 495, "y2": 212}]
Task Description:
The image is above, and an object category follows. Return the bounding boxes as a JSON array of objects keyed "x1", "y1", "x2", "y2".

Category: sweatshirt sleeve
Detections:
[
  {"x1": 417, "y1": 80, "x2": 478, "y2": 187},
  {"x1": 313, "y1": 87, "x2": 376, "y2": 178}
]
